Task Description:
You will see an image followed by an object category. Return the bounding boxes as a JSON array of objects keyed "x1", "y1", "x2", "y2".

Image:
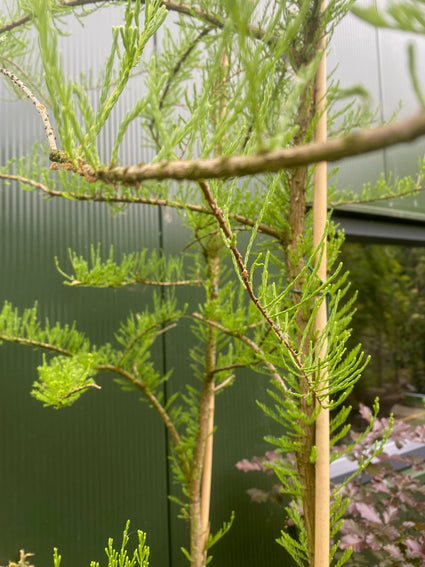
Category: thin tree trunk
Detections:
[
  {"x1": 189, "y1": 245, "x2": 220, "y2": 567},
  {"x1": 287, "y1": 92, "x2": 317, "y2": 567},
  {"x1": 190, "y1": 46, "x2": 228, "y2": 567},
  {"x1": 200, "y1": 249, "x2": 220, "y2": 557}
]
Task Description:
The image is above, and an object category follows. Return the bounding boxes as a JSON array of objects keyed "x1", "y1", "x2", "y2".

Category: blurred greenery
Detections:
[{"x1": 342, "y1": 242, "x2": 425, "y2": 397}]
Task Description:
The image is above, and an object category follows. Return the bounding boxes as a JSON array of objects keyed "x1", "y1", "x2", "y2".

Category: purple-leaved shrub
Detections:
[
  {"x1": 237, "y1": 404, "x2": 425, "y2": 566},
  {"x1": 336, "y1": 405, "x2": 425, "y2": 566}
]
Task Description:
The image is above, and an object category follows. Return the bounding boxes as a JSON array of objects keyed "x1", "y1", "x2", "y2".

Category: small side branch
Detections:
[
  {"x1": 58, "y1": 382, "x2": 101, "y2": 402},
  {"x1": 0, "y1": 173, "x2": 283, "y2": 241},
  {"x1": 0, "y1": 68, "x2": 57, "y2": 151},
  {"x1": 192, "y1": 312, "x2": 287, "y2": 390},
  {"x1": 69, "y1": 277, "x2": 203, "y2": 287},
  {"x1": 98, "y1": 363, "x2": 191, "y2": 482},
  {"x1": 117, "y1": 321, "x2": 177, "y2": 367},
  {"x1": 196, "y1": 180, "x2": 323, "y2": 401},
  {"x1": 0, "y1": 334, "x2": 73, "y2": 356},
  {"x1": 0, "y1": 1, "x2": 267, "y2": 42},
  {"x1": 197, "y1": 181, "x2": 309, "y2": 381}
]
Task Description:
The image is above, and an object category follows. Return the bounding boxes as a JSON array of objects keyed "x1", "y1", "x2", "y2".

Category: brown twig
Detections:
[
  {"x1": 0, "y1": 0, "x2": 267, "y2": 41},
  {"x1": 0, "y1": 173, "x2": 283, "y2": 241},
  {"x1": 192, "y1": 312, "x2": 286, "y2": 390},
  {"x1": 196, "y1": 179, "x2": 320, "y2": 397},
  {"x1": 0, "y1": 334, "x2": 73, "y2": 356},
  {"x1": 58, "y1": 382, "x2": 101, "y2": 402},
  {"x1": 69, "y1": 277, "x2": 203, "y2": 287},
  {"x1": 98, "y1": 363, "x2": 191, "y2": 481},
  {"x1": 0, "y1": 68, "x2": 57, "y2": 151}
]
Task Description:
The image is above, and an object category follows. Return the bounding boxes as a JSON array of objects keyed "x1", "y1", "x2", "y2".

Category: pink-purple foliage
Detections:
[{"x1": 236, "y1": 405, "x2": 425, "y2": 566}]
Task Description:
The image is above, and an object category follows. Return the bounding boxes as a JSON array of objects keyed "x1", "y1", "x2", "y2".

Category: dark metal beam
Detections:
[{"x1": 332, "y1": 209, "x2": 425, "y2": 246}]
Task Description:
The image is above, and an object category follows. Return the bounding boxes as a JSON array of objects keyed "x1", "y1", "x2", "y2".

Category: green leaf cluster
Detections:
[
  {"x1": 53, "y1": 521, "x2": 150, "y2": 567},
  {"x1": 56, "y1": 245, "x2": 191, "y2": 288},
  {"x1": 32, "y1": 353, "x2": 100, "y2": 408},
  {"x1": 31, "y1": 0, "x2": 166, "y2": 165}
]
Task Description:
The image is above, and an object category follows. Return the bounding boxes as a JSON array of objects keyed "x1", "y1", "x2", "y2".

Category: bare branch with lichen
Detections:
[
  {"x1": 0, "y1": 68, "x2": 57, "y2": 151},
  {"x1": 4, "y1": 65, "x2": 425, "y2": 190}
]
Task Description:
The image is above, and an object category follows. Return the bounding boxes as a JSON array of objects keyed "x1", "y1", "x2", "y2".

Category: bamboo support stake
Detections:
[
  {"x1": 313, "y1": 8, "x2": 330, "y2": 567},
  {"x1": 201, "y1": 387, "x2": 215, "y2": 550}
]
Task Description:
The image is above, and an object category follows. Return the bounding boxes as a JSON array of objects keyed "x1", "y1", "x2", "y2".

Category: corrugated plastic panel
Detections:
[
  {"x1": 0, "y1": 4, "x2": 170, "y2": 567},
  {"x1": 329, "y1": 1, "x2": 425, "y2": 221}
]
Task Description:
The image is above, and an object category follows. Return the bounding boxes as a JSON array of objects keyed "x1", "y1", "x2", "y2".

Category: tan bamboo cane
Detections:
[
  {"x1": 201, "y1": 387, "x2": 215, "y2": 551},
  {"x1": 313, "y1": 7, "x2": 330, "y2": 567}
]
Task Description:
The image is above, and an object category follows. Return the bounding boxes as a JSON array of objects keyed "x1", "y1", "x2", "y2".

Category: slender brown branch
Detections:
[
  {"x1": 192, "y1": 312, "x2": 287, "y2": 390},
  {"x1": 98, "y1": 363, "x2": 191, "y2": 481},
  {"x1": 197, "y1": 180, "x2": 326, "y2": 403},
  {"x1": 0, "y1": 0, "x2": 266, "y2": 41},
  {"x1": 0, "y1": 68, "x2": 57, "y2": 151},
  {"x1": 197, "y1": 180, "x2": 312, "y2": 390},
  {"x1": 117, "y1": 321, "x2": 177, "y2": 367},
  {"x1": 58, "y1": 382, "x2": 101, "y2": 401},
  {"x1": 0, "y1": 173, "x2": 283, "y2": 240},
  {"x1": 69, "y1": 277, "x2": 203, "y2": 287},
  {"x1": 0, "y1": 173, "x2": 61, "y2": 194},
  {"x1": 0, "y1": 12, "x2": 31, "y2": 34},
  {"x1": 0, "y1": 1, "x2": 222, "y2": 36},
  {"x1": 0, "y1": 0, "x2": 112, "y2": 35},
  {"x1": 0, "y1": 334, "x2": 73, "y2": 356}
]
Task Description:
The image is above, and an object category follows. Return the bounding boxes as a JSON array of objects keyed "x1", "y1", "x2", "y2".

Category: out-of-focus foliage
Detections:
[{"x1": 342, "y1": 244, "x2": 425, "y2": 395}]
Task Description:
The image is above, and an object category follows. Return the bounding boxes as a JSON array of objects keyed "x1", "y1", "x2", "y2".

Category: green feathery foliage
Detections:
[
  {"x1": 53, "y1": 521, "x2": 150, "y2": 567},
  {"x1": 1, "y1": 0, "x2": 424, "y2": 566}
]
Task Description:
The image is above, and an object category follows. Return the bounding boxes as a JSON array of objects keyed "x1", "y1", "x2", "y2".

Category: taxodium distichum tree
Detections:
[{"x1": 1, "y1": 1, "x2": 425, "y2": 566}]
